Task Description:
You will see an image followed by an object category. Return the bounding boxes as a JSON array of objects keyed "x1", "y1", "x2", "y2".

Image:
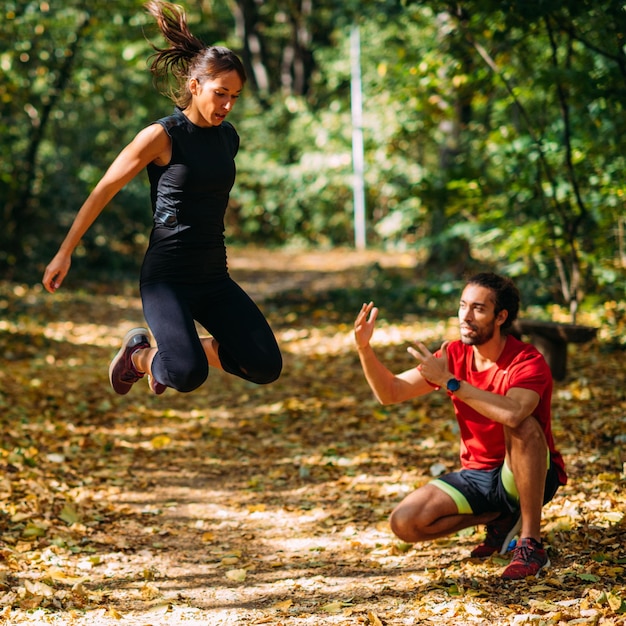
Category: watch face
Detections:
[{"x1": 447, "y1": 378, "x2": 461, "y2": 392}]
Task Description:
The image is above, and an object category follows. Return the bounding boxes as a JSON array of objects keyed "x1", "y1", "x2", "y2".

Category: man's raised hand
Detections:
[
  {"x1": 407, "y1": 340, "x2": 451, "y2": 387},
  {"x1": 354, "y1": 301, "x2": 378, "y2": 350}
]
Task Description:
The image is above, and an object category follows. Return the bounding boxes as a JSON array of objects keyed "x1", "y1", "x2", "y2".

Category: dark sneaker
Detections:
[
  {"x1": 148, "y1": 375, "x2": 167, "y2": 395},
  {"x1": 501, "y1": 537, "x2": 550, "y2": 580},
  {"x1": 470, "y1": 510, "x2": 521, "y2": 558},
  {"x1": 109, "y1": 328, "x2": 150, "y2": 395}
]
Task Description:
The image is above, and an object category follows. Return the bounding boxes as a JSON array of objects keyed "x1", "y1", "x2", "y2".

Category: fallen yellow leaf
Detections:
[
  {"x1": 272, "y1": 599, "x2": 293, "y2": 611},
  {"x1": 225, "y1": 569, "x2": 247, "y2": 582},
  {"x1": 607, "y1": 592, "x2": 623, "y2": 612},
  {"x1": 24, "y1": 580, "x2": 54, "y2": 598},
  {"x1": 321, "y1": 601, "x2": 343, "y2": 613},
  {"x1": 45, "y1": 568, "x2": 85, "y2": 585},
  {"x1": 141, "y1": 582, "x2": 161, "y2": 600},
  {"x1": 151, "y1": 435, "x2": 171, "y2": 449},
  {"x1": 368, "y1": 610, "x2": 384, "y2": 625},
  {"x1": 59, "y1": 503, "x2": 80, "y2": 525}
]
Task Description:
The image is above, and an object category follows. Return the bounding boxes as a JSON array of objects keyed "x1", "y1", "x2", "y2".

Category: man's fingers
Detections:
[
  {"x1": 407, "y1": 346, "x2": 419, "y2": 359},
  {"x1": 414, "y1": 341, "x2": 433, "y2": 358},
  {"x1": 357, "y1": 301, "x2": 372, "y2": 316},
  {"x1": 440, "y1": 340, "x2": 450, "y2": 363},
  {"x1": 358, "y1": 302, "x2": 377, "y2": 323},
  {"x1": 355, "y1": 302, "x2": 377, "y2": 332}
]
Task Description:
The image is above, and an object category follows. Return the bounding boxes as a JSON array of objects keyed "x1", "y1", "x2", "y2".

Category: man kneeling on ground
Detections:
[{"x1": 353, "y1": 272, "x2": 567, "y2": 580}]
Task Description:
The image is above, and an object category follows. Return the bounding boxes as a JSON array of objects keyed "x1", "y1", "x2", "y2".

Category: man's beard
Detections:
[{"x1": 460, "y1": 319, "x2": 496, "y2": 346}]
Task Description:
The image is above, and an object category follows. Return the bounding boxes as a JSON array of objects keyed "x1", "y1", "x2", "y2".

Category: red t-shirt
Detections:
[{"x1": 440, "y1": 335, "x2": 567, "y2": 485}]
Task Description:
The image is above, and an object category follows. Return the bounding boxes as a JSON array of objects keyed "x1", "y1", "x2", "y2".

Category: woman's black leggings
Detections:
[{"x1": 140, "y1": 278, "x2": 282, "y2": 393}]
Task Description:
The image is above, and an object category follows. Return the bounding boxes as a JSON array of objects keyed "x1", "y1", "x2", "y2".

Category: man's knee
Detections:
[
  {"x1": 389, "y1": 505, "x2": 418, "y2": 542},
  {"x1": 506, "y1": 416, "x2": 547, "y2": 452},
  {"x1": 389, "y1": 483, "x2": 465, "y2": 543},
  {"x1": 389, "y1": 497, "x2": 437, "y2": 543}
]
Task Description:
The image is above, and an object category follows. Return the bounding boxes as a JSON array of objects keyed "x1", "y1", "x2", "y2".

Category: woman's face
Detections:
[{"x1": 187, "y1": 70, "x2": 243, "y2": 127}]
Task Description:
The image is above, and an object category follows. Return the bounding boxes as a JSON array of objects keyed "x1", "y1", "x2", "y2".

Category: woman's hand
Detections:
[{"x1": 42, "y1": 252, "x2": 71, "y2": 293}]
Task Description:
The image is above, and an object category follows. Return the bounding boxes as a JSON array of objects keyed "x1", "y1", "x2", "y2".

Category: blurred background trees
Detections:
[{"x1": 1, "y1": 0, "x2": 624, "y2": 320}]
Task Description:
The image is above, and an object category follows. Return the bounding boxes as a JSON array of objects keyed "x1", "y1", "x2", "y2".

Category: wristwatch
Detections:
[{"x1": 446, "y1": 377, "x2": 462, "y2": 393}]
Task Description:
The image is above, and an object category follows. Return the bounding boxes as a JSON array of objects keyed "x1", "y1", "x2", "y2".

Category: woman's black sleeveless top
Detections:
[{"x1": 140, "y1": 108, "x2": 239, "y2": 285}]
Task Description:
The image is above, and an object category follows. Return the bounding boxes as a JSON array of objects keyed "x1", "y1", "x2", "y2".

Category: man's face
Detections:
[{"x1": 457, "y1": 284, "x2": 501, "y2": 346}]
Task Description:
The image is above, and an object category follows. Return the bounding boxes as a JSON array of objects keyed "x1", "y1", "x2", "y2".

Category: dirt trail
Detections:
[{"x1": 0, "y1": 249, "x2": 624, "y2": 626}]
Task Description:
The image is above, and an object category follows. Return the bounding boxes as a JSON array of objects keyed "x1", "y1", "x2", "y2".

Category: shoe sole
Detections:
[
  {"x1": 109, "y1": 327, "x2": 149, "y2": 395},
  {"x1": 499, "y1": 515, "x2": 522, "y2": 555}
]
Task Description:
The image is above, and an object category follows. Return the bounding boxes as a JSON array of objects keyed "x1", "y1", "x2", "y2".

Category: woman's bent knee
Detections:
[
  {"x1": 239, "y1": 355, "x2": 282, "y2": 385},
  {"x1": 168, "y1": 363, "x2": 209, "y2": 393},
  {"x1": 250, "y1": 364, "x2": 282, "y2": 385}
]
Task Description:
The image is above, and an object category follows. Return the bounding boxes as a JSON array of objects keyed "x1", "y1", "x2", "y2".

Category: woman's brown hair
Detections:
[{"x1": 145, "y1": 0, "x2": 246, "y2": 108}]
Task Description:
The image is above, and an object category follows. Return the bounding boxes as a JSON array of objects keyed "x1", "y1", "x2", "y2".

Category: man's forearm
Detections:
[
  {"x1": 357, "y1": 343, "x2": 432, "y2": 405},
  {"x1": 448, "y1": 381, "x2": 538, "y2": 429},
  {"x1": 357, "y1": 344, "x2": 397, "y2": 404}
]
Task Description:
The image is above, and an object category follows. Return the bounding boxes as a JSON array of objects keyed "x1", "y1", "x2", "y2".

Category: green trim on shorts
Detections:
[
  {"x1": 501, "y1": 461, "x2": 519, "y2": 504},
  {"x1": 502, "y1": 449, "x2": 551, "y2": 506},
  {"x1": 431, "y1": 478, "x2": 473, "y2": 515}
]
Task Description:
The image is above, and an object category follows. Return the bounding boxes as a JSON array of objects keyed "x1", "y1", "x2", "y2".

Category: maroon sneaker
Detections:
[
  {"x1": 148, "y1": 375, "x2": 167, "y2": 395},
  {"x1": 109, "y1": 328, "x2": 150, "y2": 395},
  {"x1": 501, "y1": 537, "x2": 550, "y2": 580},
  {"x1": 470, "y1": 510, "x2": 521, "y2": 558}
]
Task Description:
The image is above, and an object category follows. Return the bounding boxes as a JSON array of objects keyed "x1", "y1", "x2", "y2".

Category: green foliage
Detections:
[
  {"x1": 1, "y1": 0, "x2": 159, "y2": 280},
  {"x1": 1, "y1": 0, "x2": 624, "y2": 313},
  {"x1": 397, "y1": 0, "x2": 626, "y2": 313}
]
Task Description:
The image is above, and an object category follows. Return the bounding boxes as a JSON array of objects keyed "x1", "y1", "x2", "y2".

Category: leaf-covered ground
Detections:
[{"x1": 1, "y1": 249, "x2": 624, "y2": 626}]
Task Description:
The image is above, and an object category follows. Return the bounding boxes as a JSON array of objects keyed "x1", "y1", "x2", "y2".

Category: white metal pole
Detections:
[{"x1": 350, "y1": 24, "x2": 366, "y2": 250}]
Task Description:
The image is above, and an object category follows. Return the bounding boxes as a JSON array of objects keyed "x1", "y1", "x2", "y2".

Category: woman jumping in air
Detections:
[{"x1": 43, "y1": 0, "x2": 282, "y2": 395}]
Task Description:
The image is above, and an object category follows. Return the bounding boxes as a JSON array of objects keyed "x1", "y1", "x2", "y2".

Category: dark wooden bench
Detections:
[{"x1": 510, "y1": 319, "x2": 598, "y2": 381}]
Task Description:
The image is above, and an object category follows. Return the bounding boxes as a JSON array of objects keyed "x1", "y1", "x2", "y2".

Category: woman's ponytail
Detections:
[
  {"x1": 144, "y1": 0, "x2": 246, "y2": 108},
  {"x1": 145, "y1": 0, "x2": 205, "y2": 105}
]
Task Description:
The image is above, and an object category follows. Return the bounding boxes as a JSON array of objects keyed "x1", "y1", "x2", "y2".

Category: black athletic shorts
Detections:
[{"x1": 431, "y1": 458, "x2": 561, "y2": 516}]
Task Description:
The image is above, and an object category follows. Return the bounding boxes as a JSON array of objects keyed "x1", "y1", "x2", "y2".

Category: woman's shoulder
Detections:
[
  {"x1": 220, "y1": 120, "x2": 237, "y2": 134},
  {"x1": 219, "y1": 120, "x2": 240, "y2": 156},
  {"x1": 151, "y1": 108, "x2": 187, "y2": 134}
]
